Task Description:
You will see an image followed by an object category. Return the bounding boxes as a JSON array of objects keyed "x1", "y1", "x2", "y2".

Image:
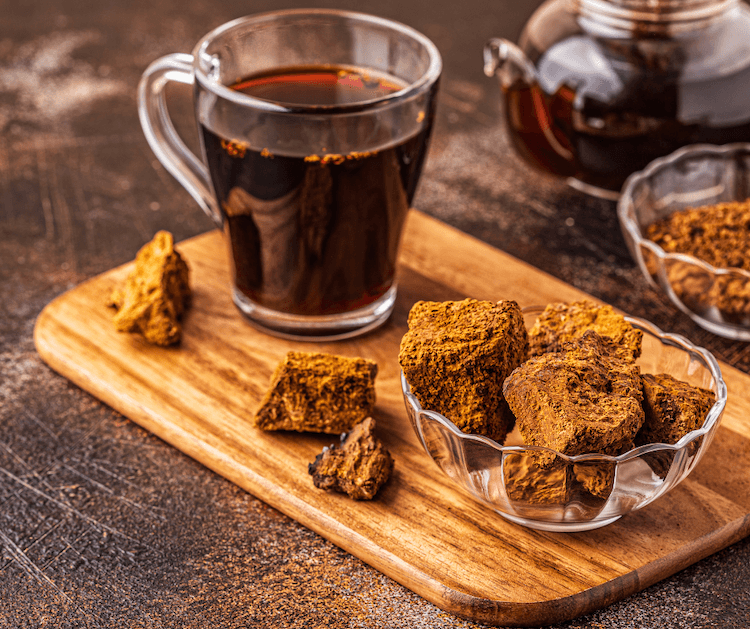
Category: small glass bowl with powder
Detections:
[{"x1": 618, "y1": 143, "x2": 750, "y2": 341}]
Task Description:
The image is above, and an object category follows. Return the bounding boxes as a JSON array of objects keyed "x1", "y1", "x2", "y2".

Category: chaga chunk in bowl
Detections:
[{"x1": 400, "y1": 302, "x2": 727, "y2": 532}]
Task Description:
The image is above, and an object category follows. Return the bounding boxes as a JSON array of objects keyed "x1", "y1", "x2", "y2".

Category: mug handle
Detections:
[{"x1": 137, "y1": 53, "x2": 222, "y2": 227}]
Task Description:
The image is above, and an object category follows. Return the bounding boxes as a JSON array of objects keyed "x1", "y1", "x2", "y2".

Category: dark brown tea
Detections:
[
  {"x1": 201, "y1": 65, "x2": 435, "y2": 317},
  {"x1": 231, "y1": 67, "x2": 403, "y2": 105}
]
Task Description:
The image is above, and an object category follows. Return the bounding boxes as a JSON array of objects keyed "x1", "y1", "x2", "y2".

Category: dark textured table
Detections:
[{"x1": 2, "y1": 1, "x2": 750, "y2": 627}]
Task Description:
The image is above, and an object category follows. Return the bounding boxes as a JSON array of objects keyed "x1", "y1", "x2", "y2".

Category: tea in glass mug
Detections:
[{"x1": 138, "y1": 9, "x2": 442, "y2": 339}]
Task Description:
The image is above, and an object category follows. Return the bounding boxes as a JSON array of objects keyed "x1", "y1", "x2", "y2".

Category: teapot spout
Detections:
[{"x1": 483, "y1": 38, "x2": 537, "y2": 89}]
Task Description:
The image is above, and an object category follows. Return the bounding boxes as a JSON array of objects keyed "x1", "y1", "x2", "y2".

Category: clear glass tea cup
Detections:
[{"x1": 138, "y1": 9, "x2": 441, "y2": 340}]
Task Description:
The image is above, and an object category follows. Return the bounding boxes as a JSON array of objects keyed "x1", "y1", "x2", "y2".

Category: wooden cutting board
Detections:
[{"x1": 34, "y1": 210, "x2": 750, "y2": 627}]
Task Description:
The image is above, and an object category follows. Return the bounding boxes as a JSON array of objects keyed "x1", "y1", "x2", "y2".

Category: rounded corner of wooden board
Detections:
[{"x1": 398, "y1": 567, "x2": 643, "y2": 627}]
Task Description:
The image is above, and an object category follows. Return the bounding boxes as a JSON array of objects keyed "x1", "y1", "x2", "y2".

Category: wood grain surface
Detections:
[{"x1": 33, "y1": 210, "x2": 750, "y2": 627}]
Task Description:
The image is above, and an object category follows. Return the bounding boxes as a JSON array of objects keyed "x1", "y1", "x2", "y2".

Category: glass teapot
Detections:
[{"x1": 484, "y1": 0, "x2": 750, "y2": 199}]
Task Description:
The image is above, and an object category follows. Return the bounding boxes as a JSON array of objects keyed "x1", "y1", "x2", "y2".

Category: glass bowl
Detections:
[
  {"x1": 401, "y1": 308, "x2": 727, "y2": 532},
  {"x1": 618, "y1": 143, "x2": 750, "y2": 341}
]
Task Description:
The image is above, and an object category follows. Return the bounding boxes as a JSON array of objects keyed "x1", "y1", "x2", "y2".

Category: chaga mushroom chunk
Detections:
[
  {"x1": 398, "y1": 298, "x2": 528, "y2": 443},
  {"x1": 636, "y1": 373, "x2": 716, "y2": 445},
  {"x1": 109, "y1": 230, "x2": 191, "y2": 346},
  {"x1": 253, "y1": 352, "x2": 377, "y2": 434},
  {"x1": 504, "y1": 331, "x2": 645, "y2": 461},
  {"x1": 528, "y1": 299, "x2": 642, "y2": 362},
  {"x1": 308, "y1": 417, "x2": 393, "y2": 500}
]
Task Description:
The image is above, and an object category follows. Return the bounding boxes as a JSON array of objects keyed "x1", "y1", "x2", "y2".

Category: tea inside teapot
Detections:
[{"x1": 485, "y1": 0, "x2": 750, "y2": 199}]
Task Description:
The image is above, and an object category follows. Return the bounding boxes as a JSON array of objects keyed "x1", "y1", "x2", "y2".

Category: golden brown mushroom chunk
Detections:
[
  {"x1": 253, "y1": 352, "x2": 377, "y2": 434},
  {"x1": 636, "y1": 373, "x2": 716, "y2": 445},
  {"x1": 398, "y1": 298, "x2": 528, "y2": 443},
  {"x1": 504, "y1": 331, "x2": 645, "y2": 462},
  {"x1": 308, "y1": 417, "x2": 393, "y2": 500},
  {"x1": 528, "y1": 299, "x2": 643, "y2": 362},
  {"x1": 109, "y1": 230, "x2": 191, "y2": 346}
]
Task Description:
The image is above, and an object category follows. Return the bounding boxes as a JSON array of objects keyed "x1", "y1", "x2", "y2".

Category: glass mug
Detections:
[{"x1": 138, "y1": 9, "x2": 441, "y2": 340}]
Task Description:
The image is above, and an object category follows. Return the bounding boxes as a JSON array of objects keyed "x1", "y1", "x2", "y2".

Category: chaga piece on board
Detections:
[
  {"x1": 108, "y1": 230, "x2": 191, "y2": 346},
  {"x1": 636, "y1": 373, "x2": 716, "y2": 446},
  {"x1": 308, "y1": 417, "x2": 393, "y2": 500},
  {"x1": 528, "y1": 299, "x2": 643, "y2": 362},
  {"x1": 504, "y1": 331, "x2": 645, "y2": 462},
  {"x1": 254, "y1": 351, "x2": 377, "y2": 434},
  {"x1": 398, "y1": 298, "x2": 528, "y2": 443}
]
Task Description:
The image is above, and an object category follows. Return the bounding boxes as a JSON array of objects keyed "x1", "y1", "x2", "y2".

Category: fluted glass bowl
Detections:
[
  {"x1": 618, "y1": 143, "x2": 750, "y2": 341},
  {"x1": 401, "y1": 308, "x2": 726, "y2": 532}
]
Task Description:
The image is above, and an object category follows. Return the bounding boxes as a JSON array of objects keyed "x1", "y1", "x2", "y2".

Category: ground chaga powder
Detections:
[
  {"x1": 645, "y1": 199, "x2": 750, "y2": 271},
  {"x1": 645, "y1": 199, "x2": 750, "y2": 321}
]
